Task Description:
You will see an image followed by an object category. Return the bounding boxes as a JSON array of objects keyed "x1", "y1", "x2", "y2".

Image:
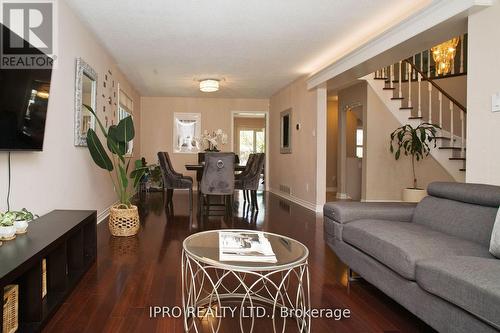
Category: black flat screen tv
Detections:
[{"x1": 0, "y1": 23, "x2": 53, "y2": 151}]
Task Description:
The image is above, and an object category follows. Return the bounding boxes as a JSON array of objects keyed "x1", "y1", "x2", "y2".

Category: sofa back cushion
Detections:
[{"x1": 413, "y1": 182, "x2": 500, "y2": 246}]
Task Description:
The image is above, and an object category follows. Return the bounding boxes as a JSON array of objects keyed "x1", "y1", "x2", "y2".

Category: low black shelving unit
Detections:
[{"x1": 0, "y1": 210, "x2": 97, "y2": 333}]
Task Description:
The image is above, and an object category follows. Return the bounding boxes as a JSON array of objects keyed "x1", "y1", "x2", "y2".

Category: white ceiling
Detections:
[{"x1": 65, "y1": 0, "x2": 432, "y2": 98}]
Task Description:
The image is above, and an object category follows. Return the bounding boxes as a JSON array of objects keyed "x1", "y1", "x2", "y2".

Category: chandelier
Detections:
[{"x1": 431, "y1": 37, "x2": 459, "y2": 75}]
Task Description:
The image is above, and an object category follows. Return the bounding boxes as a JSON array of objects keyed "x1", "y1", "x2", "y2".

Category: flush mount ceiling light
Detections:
[{"x1": 199, "y1": 79, "x2": 219, "y2": 93}]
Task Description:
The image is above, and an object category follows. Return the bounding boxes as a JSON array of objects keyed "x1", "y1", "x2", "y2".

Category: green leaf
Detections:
[
  {"x1": 132, "y1": 168, "x2": 147, "y2": 189},
  {"x1": 83, "y1": 104, "x2": 108, "y2": 138},
  {"x1": 116, "y1": 116, "x2": 135, "y2": 143},
  {"x1": 87, "y1": 129, "x2": 113, "y2": 171},
  {"x1": 107, "y1": 125, "x2": 127, "y2": 156}
]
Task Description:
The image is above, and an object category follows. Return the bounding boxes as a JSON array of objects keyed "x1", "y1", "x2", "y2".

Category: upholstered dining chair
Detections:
[
  {"x1": 199, "y1": 152, "x2": 235, "y2": 217},
  {"x1": 158, "y1": 152, "x2": 193, "y2": 214},
  {"x1": 235, "y1": 153, "x2": 265, "y2": 210},
  {"x1": 235, "y1": 153, "x2": 256, "y2": 202}
]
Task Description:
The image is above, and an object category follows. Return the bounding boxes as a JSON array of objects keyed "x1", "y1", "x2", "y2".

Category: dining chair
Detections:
[
  {"x1": 235, "y1": 153, "x2": 256, "y2": 202},
  {"x1": 199, "y1": 152, "x2": 235, "y2": 217},
  {"x1": 235, "y1": 153, "x2": 265, "y2": 210},
  {"x1": 158, "y1": 152, "x2": 193, "y2": 214}
]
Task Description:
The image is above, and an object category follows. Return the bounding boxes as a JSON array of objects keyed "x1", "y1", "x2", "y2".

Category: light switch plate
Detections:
[{"x1": 492, "y1": 92, "x2": 500, "y2": 112}]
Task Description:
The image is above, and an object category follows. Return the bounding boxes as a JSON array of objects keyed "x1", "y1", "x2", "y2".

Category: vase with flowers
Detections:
[{"x1": 198, "y1": 129, "x2": 228, "y2": 152}]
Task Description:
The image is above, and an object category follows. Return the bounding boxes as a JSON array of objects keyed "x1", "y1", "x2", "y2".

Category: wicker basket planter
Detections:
[
  {"x1": 108, "y1": 205, "x2": 139, "y2": 237},
  {"x1": 3, "y1": 285, "x2": 18, "y2": 333}
]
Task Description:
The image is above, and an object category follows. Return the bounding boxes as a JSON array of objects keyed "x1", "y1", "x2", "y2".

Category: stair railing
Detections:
[{"x1": 404, "y1": 59, "x2": 466, "y2": 155}]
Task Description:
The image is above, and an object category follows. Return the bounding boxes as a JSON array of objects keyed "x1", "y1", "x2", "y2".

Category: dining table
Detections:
[{"x1": 184, "y1": 163, "x2": 247, "y2": 172}]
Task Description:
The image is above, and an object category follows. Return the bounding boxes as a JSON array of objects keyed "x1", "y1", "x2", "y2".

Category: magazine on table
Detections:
[{"x1": 219, "y1": 231, "x2": 277, "y2": 263}]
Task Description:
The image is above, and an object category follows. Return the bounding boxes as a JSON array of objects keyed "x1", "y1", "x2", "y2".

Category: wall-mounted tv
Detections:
[{"x1": 0, "y1": 23, "x2": 53, "y2": 151}]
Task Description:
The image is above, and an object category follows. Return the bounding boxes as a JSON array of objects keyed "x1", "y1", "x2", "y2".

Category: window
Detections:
[
  {"x1": 239, "y1": 128, "x2": 265, "y2": 164},
  {"x1": 356, "y1": 128, "x2": 363, "y2": 158},
  {"x1": 118, "y1": 86, "x2": 134, "y2": 155}
]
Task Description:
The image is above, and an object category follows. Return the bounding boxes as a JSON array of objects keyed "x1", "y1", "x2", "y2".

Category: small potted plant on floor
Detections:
[
  {"x1": 390, "y1": 123, "x2": 440, "y2": 202},
  {"x1": 0, "y1": 212, "x2": 17, "y2": 241},
  {"x1": 13, "y1": 208, "x2": 39, "y2": 234},
  {"x1": 84, "y1": 105, "x2": 148, "y2": 237}
]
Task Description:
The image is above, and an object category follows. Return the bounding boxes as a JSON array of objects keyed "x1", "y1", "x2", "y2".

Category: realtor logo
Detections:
[{"x1": 0, "y1": 0, "x2": 57, "y2": 69}]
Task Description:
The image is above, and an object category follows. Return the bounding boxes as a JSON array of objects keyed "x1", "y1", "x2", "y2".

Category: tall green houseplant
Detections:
[
  {"x1": 84, "y1": 105, "x2": 147, "y2": 207},
  {"x1": 389, "y1": 123, "x2": 440, "y2": 189}
]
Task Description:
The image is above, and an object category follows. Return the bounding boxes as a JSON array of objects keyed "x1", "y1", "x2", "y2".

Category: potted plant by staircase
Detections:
[
  {"x1": 84, "y1": 105, "x2": 148, "y2": 237},
  {"x1": 390, "y1": 123, "x2": 440, "y2": 202}
]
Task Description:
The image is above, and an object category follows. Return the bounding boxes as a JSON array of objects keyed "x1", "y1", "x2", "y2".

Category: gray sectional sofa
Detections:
[{"x1": 323, "y1": 182, "x2": 500, "y2": 333}]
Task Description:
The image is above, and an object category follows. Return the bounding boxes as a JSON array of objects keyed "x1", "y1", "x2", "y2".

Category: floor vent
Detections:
[{"x1": 279, "y1": 184, "x2": 291, "y2": 194}]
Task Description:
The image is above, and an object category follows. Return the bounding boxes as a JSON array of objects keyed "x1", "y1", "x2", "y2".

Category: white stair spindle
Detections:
[
  {"x1": 460, "y1": 110, "x2": 465, "y2": 156},
  {"x1": 398, "y1": 61, "x2": 402, "y2": 98},
  {"x1": 407, "y1": 63, "x2": 412, "y2": 108},
  {"x1": 417, "y1": 73, "x2": 422, "y2": 117},
  {"x1": 412, "y1": 55, "x2": 416, "y2": 80},
  {"x1": 420, "y1": 52, "x2": 424, "y2": 72},
  {"x1": 439, "y1": 92, "x2": 443, "y2": 129},
  {"x1": 390, "y1": 64, "x2": 394, "y2": 89},
  {"x1": 428, "y1": 83, "x2": 433, "y2": 123},
  {"x1": 450, "y1": 101, "x2": 454, "y2": 146}
]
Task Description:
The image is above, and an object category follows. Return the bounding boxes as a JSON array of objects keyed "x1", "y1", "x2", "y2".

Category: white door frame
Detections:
[{"x1": 231, "y1": 111, "x2": 270, "y2": 192}]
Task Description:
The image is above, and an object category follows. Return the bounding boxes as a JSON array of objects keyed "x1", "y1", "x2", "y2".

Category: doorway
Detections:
[{"x1": 231, "y1": 111, "x2": 269, "y2": 191}]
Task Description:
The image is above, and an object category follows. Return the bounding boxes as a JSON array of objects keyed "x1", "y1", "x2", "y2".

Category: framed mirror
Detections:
[
  {"x1": 74, "y1": 58, "x2": 97, "y2": 146},
  {"x1": 173, "y1": 113, "x2": 201, "y2": 153},
  {"x1": 280, "y1": 108, "x2": 292, "y2": 154}
]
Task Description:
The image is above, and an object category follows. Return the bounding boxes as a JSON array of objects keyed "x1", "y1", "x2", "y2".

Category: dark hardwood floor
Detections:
[{"x1": 43, "y1": 191, "x2": 435, "y2": 333}]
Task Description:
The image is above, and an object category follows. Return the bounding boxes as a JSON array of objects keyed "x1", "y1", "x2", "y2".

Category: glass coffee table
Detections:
[{"x1": 182, "y1": 229, "x2": 310, "y2": 333}]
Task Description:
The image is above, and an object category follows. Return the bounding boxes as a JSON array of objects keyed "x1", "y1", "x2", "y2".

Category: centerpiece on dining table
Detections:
[{"x1": 197, "y1": 129, "x2": 228, "y2": 152}]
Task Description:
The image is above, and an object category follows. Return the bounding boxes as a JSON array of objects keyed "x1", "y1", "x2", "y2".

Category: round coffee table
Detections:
[{"x1": 181, "y1": 229, "x2": 310, "y2": 333}]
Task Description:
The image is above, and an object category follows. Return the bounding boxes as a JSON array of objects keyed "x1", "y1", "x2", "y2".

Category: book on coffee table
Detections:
[{"x1": 219, "y1": 231, "x2": 277, "y2": 263}]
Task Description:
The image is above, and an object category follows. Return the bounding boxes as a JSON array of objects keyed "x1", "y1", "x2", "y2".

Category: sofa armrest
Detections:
[{"x1": 323, "y1": 201, "x2": 417, "y2": 224}]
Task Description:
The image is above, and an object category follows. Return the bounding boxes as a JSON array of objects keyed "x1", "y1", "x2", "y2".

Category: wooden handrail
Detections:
[{"x1": 403, "y1": 59, "x2": 466, "y2": 113}]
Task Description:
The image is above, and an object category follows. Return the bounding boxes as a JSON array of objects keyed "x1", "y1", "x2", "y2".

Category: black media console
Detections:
[{"x1": 0, "y1": 210, "x2": 97, "y2": 332}]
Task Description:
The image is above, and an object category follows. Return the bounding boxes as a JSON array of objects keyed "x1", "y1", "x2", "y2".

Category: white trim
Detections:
[
  {"x1": 97, "y1": 201, "x2": 119, "y2": 224},
  {"x1": 269, "y1": 188, "x2": 322, "y2": 213},
  {"x1": 307, "y1": 0, "x2": 492, "y2": 89},
  {"x1": 231, "y1": 110, "x2": 270, "y2": 192}
]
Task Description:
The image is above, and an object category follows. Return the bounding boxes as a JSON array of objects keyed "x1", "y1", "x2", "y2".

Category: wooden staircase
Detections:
[{"x1": 366, "y1": 46, "x2": 467, "y2": 182}]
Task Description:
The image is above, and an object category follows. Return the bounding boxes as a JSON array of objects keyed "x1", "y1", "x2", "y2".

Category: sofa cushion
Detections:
[
  {"x1": 428, "y1": 182, "x2": 500, "y2": 208},
  {"x1": 323, "y1": 201, "x2": 416, "y2": 224},
  {"x1": 416, "y1": 256, "x2": 500, "y2": 330},
  {"x1": 342, "y1": 219, "x2": 493, "y2": 280},
  {"x1": 413, "y1": 196, "x2": 497, "y2": 247}
]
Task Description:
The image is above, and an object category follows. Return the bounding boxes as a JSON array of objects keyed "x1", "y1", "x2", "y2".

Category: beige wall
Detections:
[
  {"x1": 0, "y1": 1, "x2": 141, "y2": 217},
  {"x1": 233, "y1": 117, "x2": 266, "y2": 155},
  {"x1": 269, "y1": 76, "x2": 319, "y2": 206},
  {"x1": 466, "y1": 1, "x2": 500, "y2": 185},
  {"x1": 140, "y1": 97, "x2": 268, "y2": 180},
  {"x1": 364, "y1": 84, "x2": 454, "y2": 200},
  {"x1": 326, "y1": 100, "x2": 338, "y2": 189}
]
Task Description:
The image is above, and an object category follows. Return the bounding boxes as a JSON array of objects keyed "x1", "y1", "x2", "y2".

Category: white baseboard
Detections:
[
  {"x1": 269, "y1": 188, "x2": 321, "y2": 213},
  {"x1": 97, "y1": 201, "x2": 119, "y2": 224}
]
